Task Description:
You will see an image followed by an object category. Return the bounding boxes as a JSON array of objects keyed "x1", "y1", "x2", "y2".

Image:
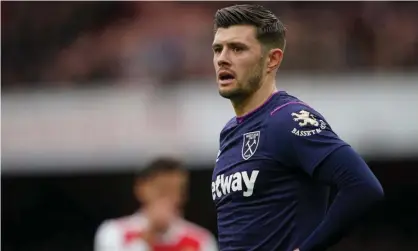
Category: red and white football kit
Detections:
[{"x1": 95, "y1": 212, "x2": 218, "y2": 251}]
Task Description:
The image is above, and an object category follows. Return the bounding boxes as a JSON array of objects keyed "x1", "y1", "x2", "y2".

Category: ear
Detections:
[{"x1": 266, "y1": 48, "x2": 284, "y2": 73}]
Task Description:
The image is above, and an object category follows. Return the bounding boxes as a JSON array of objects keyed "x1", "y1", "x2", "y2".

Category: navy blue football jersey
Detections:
[{"x1": 212, "y1": 91, "x2": 349, "y2": 251}]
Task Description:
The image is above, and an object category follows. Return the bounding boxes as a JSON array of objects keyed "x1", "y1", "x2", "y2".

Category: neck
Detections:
[{"x1": 232, "y1": 77, "x2": 277, "y2": 117}]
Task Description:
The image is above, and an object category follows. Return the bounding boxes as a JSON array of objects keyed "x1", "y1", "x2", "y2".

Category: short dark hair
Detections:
[
  {"x1": 136, "y1": 157, "x2": 185, "y2": 180},
  {"x1": 214, "y1": 4, "x2": 286, "y2": 51}
]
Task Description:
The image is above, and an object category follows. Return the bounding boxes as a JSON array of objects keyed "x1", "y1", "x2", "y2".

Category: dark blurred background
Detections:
[{"x1": 2, "y1": 1, "x2": 418, "y2": 251}]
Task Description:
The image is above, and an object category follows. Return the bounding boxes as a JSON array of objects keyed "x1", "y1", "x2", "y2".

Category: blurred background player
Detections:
[{"x1": 94, "y1": 157, "x2": 218, "y2": 251}]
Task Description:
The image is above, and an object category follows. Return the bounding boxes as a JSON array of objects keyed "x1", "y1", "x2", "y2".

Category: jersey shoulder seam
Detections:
[{"x1": 270, "y1": 101, "x2": 313, "y2": 117}]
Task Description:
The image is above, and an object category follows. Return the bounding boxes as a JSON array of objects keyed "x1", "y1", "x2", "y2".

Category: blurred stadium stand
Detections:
[{"x1": 2, "y1": 1, "x2": 418, "y2": 251}]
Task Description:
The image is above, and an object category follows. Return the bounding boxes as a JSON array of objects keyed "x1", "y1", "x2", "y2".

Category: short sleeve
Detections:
[{"x1": 268, "y1": 103, "x2": 349, "y2": 175}]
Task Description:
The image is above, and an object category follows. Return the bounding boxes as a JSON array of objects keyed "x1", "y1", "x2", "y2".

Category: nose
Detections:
[{"x1": 216, "y1": 49, "x2": 231, "y2": 67}]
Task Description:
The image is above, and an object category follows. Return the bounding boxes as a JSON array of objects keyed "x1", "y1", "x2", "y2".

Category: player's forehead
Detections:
[{"x1": 212, "y1": 25, "x2": 258, "y2": 47}]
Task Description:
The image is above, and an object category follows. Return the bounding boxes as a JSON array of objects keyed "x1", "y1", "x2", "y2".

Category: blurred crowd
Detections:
[{"x1": 2, "y1": 1, "x2": 418, "y2": 90}]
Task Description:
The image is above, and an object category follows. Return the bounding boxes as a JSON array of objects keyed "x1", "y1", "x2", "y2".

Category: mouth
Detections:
[{"x1": 218, "y1": 71, "x2": 236, "y2": 85}]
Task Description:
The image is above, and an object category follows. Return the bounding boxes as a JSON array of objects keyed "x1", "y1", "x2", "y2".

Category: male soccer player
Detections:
[
  {"x1": 95, "y1": 157, "x2": 218, "y2": 251},
  {"x1": 211, "y1": 4, "x2": 384, "y2": 251}
]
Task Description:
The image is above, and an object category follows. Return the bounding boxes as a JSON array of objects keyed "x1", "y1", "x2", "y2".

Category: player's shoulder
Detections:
[
  {"x1": 95, "y1": 213, "x2": 146, "y2": 241},
  {"x1": 268, "y1": 92, "x2": 326, "y2": 125},
  {"x1": 179, "y1": 219, "x2": 214, "y2": 239},
  {"x1": 178, "y1": 220, "x2": 218, "y2": 250},
  {"x1": 95, "y1": 218, "x2": 119, "y2": 243},
  {"x1": 221, "y1": 117, "x2": 237, "y2": 133}
]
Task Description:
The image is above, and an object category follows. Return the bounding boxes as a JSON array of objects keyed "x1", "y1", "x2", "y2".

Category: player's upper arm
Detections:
[
  {"x1": 268, "y1": 103, "x2": 349, "y2": 175},
  {"x1": 94, "y1": 220, "x2": 121, "y2": 251}
]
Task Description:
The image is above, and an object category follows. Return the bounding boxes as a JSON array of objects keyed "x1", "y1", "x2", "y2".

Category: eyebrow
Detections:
[{"x1": 212, "y1": 41, "x2": 248, "y2": 49}]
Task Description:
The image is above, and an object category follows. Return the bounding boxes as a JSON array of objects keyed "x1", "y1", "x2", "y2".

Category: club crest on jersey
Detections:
[
  {"x1": 291, "y1": 110, "x2": 327, "y2": 137},
  {"x1": 242, "y1": 131, "x2": 260, "y2": 160}
]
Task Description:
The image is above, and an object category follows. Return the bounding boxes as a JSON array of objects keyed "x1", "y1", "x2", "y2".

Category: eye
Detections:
[
  {"x1": 213, "y1": 47, "x2": 222, "y2": 54},
  {"x1": 232, "y1": 47, "x2": 243, "y2": 53}
]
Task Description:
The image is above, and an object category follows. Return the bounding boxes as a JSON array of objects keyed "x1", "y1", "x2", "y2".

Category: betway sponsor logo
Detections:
[{"x1": 212, "y1": 170, "x2": 259, "y2": 200}]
